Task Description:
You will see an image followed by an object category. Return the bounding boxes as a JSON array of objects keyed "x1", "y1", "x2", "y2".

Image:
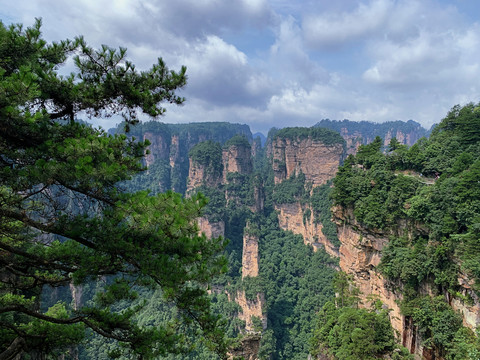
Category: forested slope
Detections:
[{"x1": 325, "y1": 103, "x2": 480, "y2": 359}]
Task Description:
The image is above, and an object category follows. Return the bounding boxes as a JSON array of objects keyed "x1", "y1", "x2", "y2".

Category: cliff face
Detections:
[
  {"x1": 143, "y1": 131, "x2": 171, "y2": 167},
  {"x1": 228, "y1": 335, "x2": 261, "y2": 360},
  {"x1": 270, "y1": 137, "x2": 344, "y2": 187},
  {"x1": 237, "y1": 230, "x2": 267, "y2": 333},
  {"x1": 275, "y1": 202, "x2": 338, "y2": 257},
  {"x1": 222, "y1": 144, "x2": 253, "y2": 181},
  {"x1": 242, "y1": 234, "x2": 259, "y2": 278},
  {"x1": 332, "y1": 205, "x2": 424, "y2": 355},
  {"x1": 197, "y1": 216, "x2": 225, "y2": 239},
  {"x1": 332, "y1": 205, "x2": 480, "y2": 358},
  {"x1": 339, "y1": 127, "x2": 425, "y2": 155},
  {"x1": 314, "y1": 119, "x2": 428, "y2": 155},
  {"x1": 186, "y1": 157, "x2": 223, "y2": 193}
]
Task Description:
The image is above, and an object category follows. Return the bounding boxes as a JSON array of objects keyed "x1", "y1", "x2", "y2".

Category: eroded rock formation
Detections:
[
  {"x1": 242, "y1": 234, "x2": 259, "y2": 278},
  {"x1": 270, "y1": 136, "x2": 344, "y2": 187},
  {"x1": 275, "y1": 202, "x2": 338, "y2": 257},
  {"x1": 332, "y1": 205, "x2": 480, "y2": 358},
  {"x1": 222, "y1": 143, "x2": 253, "y2": 181}
]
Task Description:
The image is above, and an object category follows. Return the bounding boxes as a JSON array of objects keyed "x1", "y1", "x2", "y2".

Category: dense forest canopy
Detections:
[
  {"x1": 272, "y1": 127, "x2": 344, "y2": 145},
  {"x1": 0, "y1": 19, "x2": 228, "y2": 359},
  {"x1": 330, "y1": 102, "x2": 480, "y2": 359}
]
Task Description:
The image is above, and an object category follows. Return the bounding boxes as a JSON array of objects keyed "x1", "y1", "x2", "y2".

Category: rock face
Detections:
[
  {"x1": 242, "y1": 234, "x2": 259, "y2": 278},
  {"x1": 275, "y1": 203, "x2": 338, "y2": 257},
  {"x1": 332, "y1": 205, "x2": 423, "y2": 355},
  {"x1": 270, "y1": 137, "x2": 344, "y2": 187},
  {"x1": 186, "y1": 157, "x2": 222, "y2": 193},
  {"x1": 222, "y1": 144, "x2": 253, "y2": 181},
  {"x1": 314, "y1": 119, "x2": 428, "y2": 155},
  {"x1": 332, "y1": 205, "x2": 480, "y2": 359},
  {"x1": 197, "y1": 216, "x2": 225, "y2": 239},
  {"x1": 236, "y1": 290, "x2": 266, "y2": 332},
  {"x1": 143, "y1": 131, "x2": 171, "y2": 167},
  {"x1": 228, "y1": 334, "x2": 261, "y2": 360}
]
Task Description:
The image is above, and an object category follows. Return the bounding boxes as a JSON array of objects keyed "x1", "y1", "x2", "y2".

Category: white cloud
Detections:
[
  {"x1": 179, "y1": 35, "x2": 276, "y2": 107},
  {"x1": 303, "y1": 0, "x2": 393, "y2": 49}
]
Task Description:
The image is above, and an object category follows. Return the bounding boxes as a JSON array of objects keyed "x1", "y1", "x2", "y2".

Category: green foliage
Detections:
[
  {"x1": 273, "y1": 127, "x2": 345, "y2": 146},
  {"x1": 311, "y1": 273, "x2": 413, "y2": 360},
  {"x1": 189, "y1": 140, "x2": 223, "y2": 178},
  {"x1": 400, "y1": 296, "x2": 480, "y2": 359},
  {"x1": 0, "y1": 19, "x2": 229, "y2": 359},
  {"x1": 310, "y1": 182, "x2": 340, "y2": 247},
  {"x1": 331, "y1": 103, "x2": 480, "y2": 358},
  {"x1": 224, "y1": 134, "x2": 251, "y2": 149},
  {"x1": 272, "y1": 172, "x2": 306, "y2": 204},
  {"x1": 258, "y1": 215, "x2": 337, "y2": 359}
]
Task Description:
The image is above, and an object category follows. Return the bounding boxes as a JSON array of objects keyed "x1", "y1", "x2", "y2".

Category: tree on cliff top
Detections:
[{"x1": 0, "y1": 19, "x2": 228, "y2": 359}]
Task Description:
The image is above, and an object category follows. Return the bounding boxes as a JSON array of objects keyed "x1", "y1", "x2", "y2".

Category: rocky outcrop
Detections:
[
  {"x1": 186, "y1": 157, "x2": 222, "y2": 193},
  {"x1": 143, "y1": 131, "x2": 171, "y2": 167},
  {"x1": 236, "y1": 229, "x2": 266, "y2": 340},
  {"x1": 314, "y1": 119, "x2": 428, "y2": 155},
  {"x1": 222, "y1": 144, "x2": 253, "y2": 181},
  {"x1": 275, "y1": 203, "x2": 338, "y2": 257},
  {"x1": 270, "y1": 137, "x2": 344, "y2": 187},
  {"x1": 450, "y1": 270, "x2": 480, "y2": 331},
  {"x1": 228, "y1": 334, "x2": 261, "y2": 360},
  {"x1": 197, "y1": 216, "x2": 225, "y2": 239},
  {"x1": 236, "y1": 290, "x2": 266, "y2": 332},
  {"x1": 332, "y1": 205, "x2": 480, "y2": 358},
  {"x1": 242, "y1": 234, "x2": 259, "y2": 278}
]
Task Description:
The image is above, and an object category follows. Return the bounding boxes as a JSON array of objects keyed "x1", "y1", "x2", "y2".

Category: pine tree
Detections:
[{"x1": 0, "y1": 19, "x2": 228, "y2": 359}]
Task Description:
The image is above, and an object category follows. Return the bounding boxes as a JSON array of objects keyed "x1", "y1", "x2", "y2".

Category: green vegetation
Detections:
[
  {"x1": 273, "y1": 127, "x2": 345, "y2": 145},
  {"x1": 224, "y1": 134, "x2": 251, "y2": 149},
  {"x1": 258, "y1": 213, "x2": 337, "y2": 359},
  {"x1": 315, "y1": 118, "x2": 429, "y2": 145},
  {"x1": 310, "y1": 182, "x2": 340, "y2": 247},
  {"x1": 0, "y1": 19, "x2": 228, "y2": 359},
  {"x1": 272, "y1": 172, "x2": 306, "y2": 204},
  {"x1": 331, "y1": 103, "x2": 480, "y2": 358},
  {"x1": 311, "y1": 273, "x2": 413, "y2": 360},
  {"x1": 189, "y1": 140, "x2": 223, "y2": 178}
]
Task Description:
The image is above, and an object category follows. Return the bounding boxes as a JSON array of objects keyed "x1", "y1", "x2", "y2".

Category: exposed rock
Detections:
[
  {"x1": 242, "y1": 234, "x2": 259, "y2": 278},
  {"x1": 236, "y1": 290, "x2": 267, "y2": 332},
  {"x1": 250, "y1": 180, "x2": 265, "y2": 213},
  {"x1": 186, "y1": 157, "x2": 222, "y2": 193},
  {"x1": 197, "y1": 216, "x2": 225, "y2": 239},
  {"x1": 222, "y1": 144, "x2": 253, "y2": 181},
  {"x1": 143, "y1": 131, "x2": 170, "y2": 167},
  {"x1": 275, "y1": 202, "x2": 338, "y2": 257},
  {"x1": 228, "y1": 334, "x2": 261, "y2": 360},
  {"x1": 450, "y1": 270, "x2": 480, "y2": 331},
  {"x1": 69, "y1": 283, "x2": 83, "y2": 311},
  {"x1": 271, "y1": 137, "x2": 344, "y2": 187},
  {"x1": 332, "y1": 205, "x2": 480, "y2": 359}
]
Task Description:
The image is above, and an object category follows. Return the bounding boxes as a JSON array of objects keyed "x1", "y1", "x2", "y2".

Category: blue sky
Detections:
[{"x1": 2, "y1": 0, "x2": 480, "y2": 134}]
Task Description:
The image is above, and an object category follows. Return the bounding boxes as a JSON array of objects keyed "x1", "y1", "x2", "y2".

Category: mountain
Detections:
[
  {"x1": 96, "y1": 113, "x2": 480, "y2": 360},
  {"x1": 314, "y1": 119, "x2": 429, "y2": 154}
]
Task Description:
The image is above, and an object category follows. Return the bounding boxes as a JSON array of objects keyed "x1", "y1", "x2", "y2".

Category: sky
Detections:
[{"x1": 2, "y1": 0, "x2": 480, "y2": 134}]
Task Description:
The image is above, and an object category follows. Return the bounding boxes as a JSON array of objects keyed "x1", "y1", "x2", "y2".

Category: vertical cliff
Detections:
[
  {"x1": 242, "y1": 233, "x2": 259, "y2": 279},
  {"x1": 222, "y1": 140, "x2": 253, "y2": 181},
  {"x1": 235, "y1": 229, "x2": 267, "y2": 333},
  {"x1": 314, "y1": 119, "x2": 428, "y2": 155},
  {"x1": 270, "y1": 135, "x2": 344, "y2": 187},
  {"x1": 187, "y1": 140, "x2": 224, "y2": 193},
  {"x1": 269, "y1": 127, "x2": 345, "y2": 256},
  {"x1": 276, "y1": 202, "x2": 338, "y2": 257}
]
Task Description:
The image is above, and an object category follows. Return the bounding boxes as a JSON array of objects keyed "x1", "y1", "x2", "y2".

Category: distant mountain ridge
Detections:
[{"x1": 314, "y1": 119, "x2": 429, "y2": 154}]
